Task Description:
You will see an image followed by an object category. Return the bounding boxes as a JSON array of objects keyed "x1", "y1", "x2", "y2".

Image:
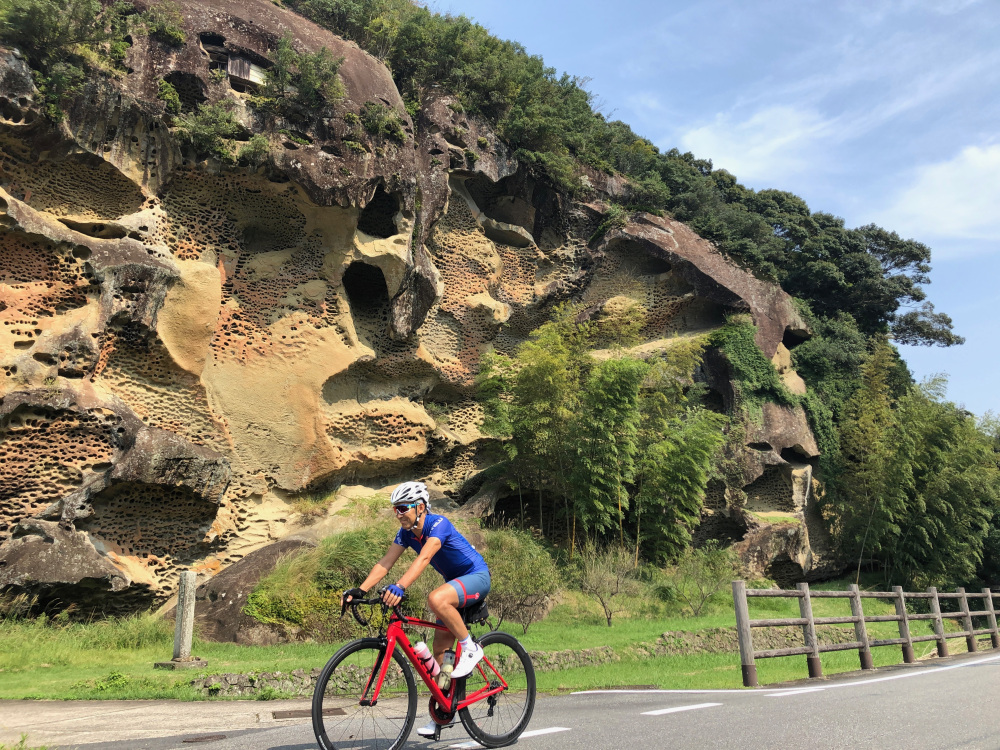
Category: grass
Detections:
[
  {"x1": 0, "y1": 577, "x2": 980, "y2": 700},
  {"x1": 0, "y1": 737, "x2": 52, "y2": 750},
  {"x1": 0, "y1": 613, "x2": 338, "y2": 700}
]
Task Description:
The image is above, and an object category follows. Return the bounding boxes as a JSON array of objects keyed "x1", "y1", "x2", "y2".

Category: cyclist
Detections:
[{"x1": 343, "y1": 480, "x2": 491, "y2": 738}]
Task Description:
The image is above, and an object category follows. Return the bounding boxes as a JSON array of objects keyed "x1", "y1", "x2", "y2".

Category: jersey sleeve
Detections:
[
  {"x1": 393, "y1": 528, "x2": 406, "y2": 547},
  {"x1": 424, "y1": 515, "x2": 451, "y2": 544}
]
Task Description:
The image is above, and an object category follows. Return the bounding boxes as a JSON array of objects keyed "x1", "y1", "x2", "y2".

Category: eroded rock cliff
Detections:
[{"x1": 0, "y1": 0, "x2": 832, "y2": 612}]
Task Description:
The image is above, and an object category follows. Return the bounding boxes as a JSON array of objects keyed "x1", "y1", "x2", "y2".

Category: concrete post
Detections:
[{"x1": 174, "y1": 571, "x2": 196, "y2": 661}]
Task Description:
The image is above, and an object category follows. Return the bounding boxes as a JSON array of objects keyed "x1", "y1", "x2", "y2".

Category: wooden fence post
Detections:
[
  {"x1": 929, "y1": 586, "x2": 949, "y2": 657},
  {"x1": 797, "y1": 582, "x2": 822, "y2": 678},
  {"x1": 958, "y1": 587, "x2": 977, "y2": 653},
  {"x1": 893, "y1": 586, "x2": 914, "y2": 664},
  {"x1": 733, "y1": 580, "x2": 758, "y2": 687},
  {"x1": 983, "y1": 588, "x2": 1000, "y2": 650},
  {"x1": 848, "y1": 584, "x2": 873, "y2": 670}
]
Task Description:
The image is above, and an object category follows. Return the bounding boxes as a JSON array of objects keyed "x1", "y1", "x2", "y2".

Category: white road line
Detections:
[
  {"x1": 765, "y1": 688, "x2": 825, "y2": 697},
  {"x1": 575, "y1": 653, "x2": 1000, "y2": 697},
  {"x1": 574, "y1": 689, "x2": 753, "y2": 695},
  {"x1": 522, "y1": 727, "x2": 572, "y2": 737},
  {"x1": 448, "y1": 727, "x2": 570, "y2": 748},
  {"x1": 823, "y1": 653, "x2": 1000, "y2": 690},
  {"x1": 641, "y1": 702, "x2": 722, "y2": 716}
]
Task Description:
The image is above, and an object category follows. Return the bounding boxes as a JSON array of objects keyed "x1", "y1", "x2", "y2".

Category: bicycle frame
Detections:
[{"x1": 362, "y1": 612, "x2": 509, "y2": 713}]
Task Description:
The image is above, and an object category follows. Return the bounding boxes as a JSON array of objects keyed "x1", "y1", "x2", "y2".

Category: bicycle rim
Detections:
[
  {"x1": 312, "y1": 638, "x2": 416, "y2": 750},
  {"x1": 457, "y1": 631, "x2": 536, "y2": 748}
]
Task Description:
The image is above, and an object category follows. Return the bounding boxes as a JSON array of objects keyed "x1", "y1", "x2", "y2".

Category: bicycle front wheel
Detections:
[
  {"x1": 312, "y1": 638, "x2": 417, "y2": 750},
  {"x1": 457, "y1": 630, "x2": 536, "y2": 748}
]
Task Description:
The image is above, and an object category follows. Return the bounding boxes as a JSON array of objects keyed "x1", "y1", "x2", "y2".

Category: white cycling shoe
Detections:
[
  {"x1": 416, "y1": 719, "x2": 438, "y2": 738},
  {"x1": 450, "y1": 642, "x2": 484, "y2": 679}
]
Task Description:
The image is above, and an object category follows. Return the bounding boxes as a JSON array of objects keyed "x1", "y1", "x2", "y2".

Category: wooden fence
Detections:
[{"x1": 732, "y1": 580, "x2": 1000, "y2": 687}]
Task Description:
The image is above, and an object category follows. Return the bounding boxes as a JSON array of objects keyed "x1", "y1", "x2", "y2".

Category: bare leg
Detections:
[{"x1": 429, "y1": 583, "x2": 468, "y2": 662}]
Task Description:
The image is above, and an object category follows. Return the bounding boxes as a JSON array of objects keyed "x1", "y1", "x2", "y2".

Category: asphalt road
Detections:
[{"x1": 11, "y1": 651, "x2": 1000, "y2": 749}]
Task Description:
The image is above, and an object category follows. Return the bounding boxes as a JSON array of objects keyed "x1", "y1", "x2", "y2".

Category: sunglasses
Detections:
[{"x1": 393, "y1": 503, "x2": 418, "y2": 515}]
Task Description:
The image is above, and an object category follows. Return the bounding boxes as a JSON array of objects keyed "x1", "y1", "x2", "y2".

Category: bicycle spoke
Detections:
[
  {"x1": 458, "y1": 631, "x2": 536, "y2": 747},
  {"x1": 314, "y1": 640, "x2": 416, "y2": 750}
]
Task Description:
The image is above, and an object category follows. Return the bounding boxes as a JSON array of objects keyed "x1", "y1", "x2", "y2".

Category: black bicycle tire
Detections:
[
  {"x1": 312, "y1": 637, "x2": 417, "y2": 750},
  {"x1": 457, "y1": 630, "x2": 536, "y2": 748}
]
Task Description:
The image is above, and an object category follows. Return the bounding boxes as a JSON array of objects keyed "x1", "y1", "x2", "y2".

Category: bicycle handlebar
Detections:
[{"x1": 341, "y1": 588, "x2": 407, "y2": 626}]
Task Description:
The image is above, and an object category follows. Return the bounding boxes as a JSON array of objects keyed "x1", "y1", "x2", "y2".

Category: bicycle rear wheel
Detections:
[
  {"x1": 457, "y1": 630, "x2": 536, "y2": 748},
  {"x1": 312, "y1": 638, "x2": 417, "y2": 750}
]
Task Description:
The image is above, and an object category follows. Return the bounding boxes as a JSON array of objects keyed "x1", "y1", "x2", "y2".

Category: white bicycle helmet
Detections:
[{"x1": 390, "y1": 481, "x2": 430, "y2": 509}]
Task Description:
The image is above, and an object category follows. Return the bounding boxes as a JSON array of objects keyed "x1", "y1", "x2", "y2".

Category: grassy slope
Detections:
[{"x1": 0, "y1": 578, "x2": 974, "y2": 700}]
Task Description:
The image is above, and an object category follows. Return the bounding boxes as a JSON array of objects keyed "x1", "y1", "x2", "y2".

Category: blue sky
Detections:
[{"x1": 439, "y1": 0, "x2": 999, "y2": 418}]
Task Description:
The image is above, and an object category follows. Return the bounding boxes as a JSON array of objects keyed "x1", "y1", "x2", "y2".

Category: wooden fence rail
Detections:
[{"x1": 732, "y1": 580, "x2": 1000, "y2": 687}]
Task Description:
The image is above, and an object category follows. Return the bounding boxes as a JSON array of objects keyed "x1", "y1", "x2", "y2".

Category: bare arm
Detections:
[
  {"x1": 343, "y1": 544, "x2": 406, "y2": 605},
  {"x1": 381, "y1": 537, "x2": 442, "y2": 606}
]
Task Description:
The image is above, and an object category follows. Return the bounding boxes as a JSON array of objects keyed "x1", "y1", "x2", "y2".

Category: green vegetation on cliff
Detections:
[
  {"x1": 480, "y1": 305, "x2": 725, "y2": 563},
  {"x1": 285, "y1": 0, "x2": 961, "y2": 353}
]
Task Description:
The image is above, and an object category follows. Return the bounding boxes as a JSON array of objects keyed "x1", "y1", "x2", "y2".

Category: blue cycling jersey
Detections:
[{"x1": 394, "y1": 513, "x2": 488, "y2": 581}]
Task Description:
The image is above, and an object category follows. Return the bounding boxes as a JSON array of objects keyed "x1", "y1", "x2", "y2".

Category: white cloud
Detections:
[
  {"x1": 677, "y1": 106, "x2": 834, "y2": 184},
  {"x1": 876, "y1": 145, "x2": 1000, "y2": 250}
]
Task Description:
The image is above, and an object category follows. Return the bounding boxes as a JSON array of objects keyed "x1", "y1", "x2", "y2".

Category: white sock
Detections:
[{"x1": 459, "y1": 635, "x2": 474, "y2": 649}]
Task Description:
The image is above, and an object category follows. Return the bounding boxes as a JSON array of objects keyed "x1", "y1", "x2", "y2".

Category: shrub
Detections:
[
  {"x1": 708, "y1": 316, "x2": 797, "y2": 420},
  {"x1": 138, "y1": 1, "x2": 186, "y2": 48},
  {"x1": 174, "y1": 100, "x2": 241, "y2": 161},
  {"x1": 0, "y1": 0, "x2": 127, "y2": 66},
  {"x1": 263, "y1": 32, "x2": 344, "y2": 110},
  {"x1": 576, "y1": 543, "x2": 641, "y2": 627},
  {"x1": 244, "y1": 508, "x2": 441, "y2": 639},
  {"x1": 295, "y1": 46, "x2": 345, "y2": 106},
  {"x1": 157, "y1": 79, "x2": 180, "y2": 114},
  {"x1": 360, "y1": 100, "x2": 406, "y2": 142},
  {"x1": 590, "y1": 203, "x2": 628, "y2": 242},
  {"x1": 238, "y1": 134, "x2": 270, "y2": 167},
  {"x1": 481, "y1": 527, "x2": 560, "y2": 633},
  {"x1": 666, "y1": 542, "x2": 740, "y2": 617}
]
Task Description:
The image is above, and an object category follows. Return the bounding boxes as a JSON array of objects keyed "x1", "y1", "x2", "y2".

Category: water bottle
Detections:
[
  {"x1": 413, "y1": 641, "x2": 440, "y2": 678},
  {"x1": 438, "y1": 648, "x2": 455, "y2": 689}
]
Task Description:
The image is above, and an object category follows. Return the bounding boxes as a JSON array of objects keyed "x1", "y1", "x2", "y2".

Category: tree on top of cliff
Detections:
[
  {"x1": 281, "y1": 0, "x2": 962, "y2": 351},
  {"x1": 0, "y1": 0, "x2": 127, "y2": 66}
]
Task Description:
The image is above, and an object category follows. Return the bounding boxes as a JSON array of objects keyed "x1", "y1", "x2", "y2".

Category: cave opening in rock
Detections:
[
  {"x1": 163, "y1": 71, "x2": 207, "y2": 113},
  {"x1": 343, "y1": 261, "x2": 391, "y2": 339},
  {"x1": 781, "y1": 446, "x2": 815, "y2": 465},
  {"x1": 357, "y1": 186, "x2": 399, "y2": 239},
  {"x1": 783, "y1": 327, "x2": 809, "y2": 349}
]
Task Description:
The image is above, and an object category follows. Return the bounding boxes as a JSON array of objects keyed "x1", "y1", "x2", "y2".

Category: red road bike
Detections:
[{"x1": 312, "y1": 591, "x2": 536, "y2": 750}]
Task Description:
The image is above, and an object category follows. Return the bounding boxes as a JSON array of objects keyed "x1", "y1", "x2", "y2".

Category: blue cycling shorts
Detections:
[{"x1": 447, "y1": 570, "x2": 491, "y2": 608}]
